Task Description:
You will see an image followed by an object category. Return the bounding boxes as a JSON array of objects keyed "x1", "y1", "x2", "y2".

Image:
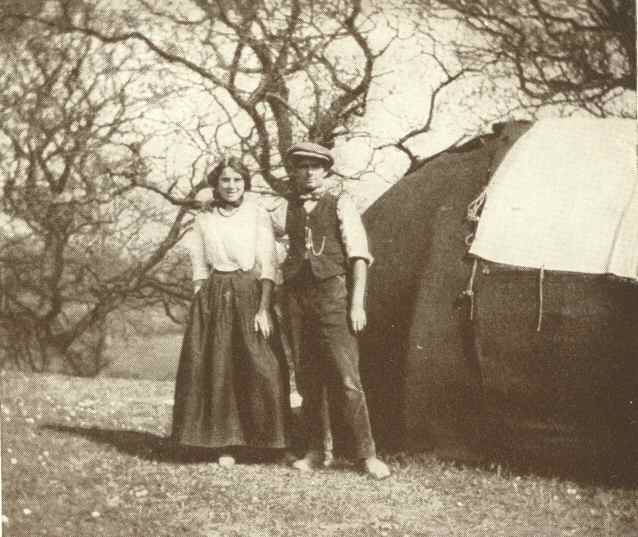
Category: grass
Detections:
[
  {"x1": 100, "y1": 308, "x2": 185, "y2": 381},
  {"x1": 102, "y1": 331, "x2": 182, "y2": 381},
  {"x1": 2, "y1": 370, "x2": 638, "y2": 537}
]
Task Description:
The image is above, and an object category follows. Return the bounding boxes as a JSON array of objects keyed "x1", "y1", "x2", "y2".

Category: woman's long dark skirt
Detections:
[{"x1": 172, "y1": 271, "x2": 289, "y2": 449}]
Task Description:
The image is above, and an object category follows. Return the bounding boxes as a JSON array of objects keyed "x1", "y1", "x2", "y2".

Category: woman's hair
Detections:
[{"x1": 206, "y1": 156, "x2": 252, "y2": 191}]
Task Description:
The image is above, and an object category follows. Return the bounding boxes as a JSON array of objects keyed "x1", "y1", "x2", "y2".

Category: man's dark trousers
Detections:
[{"x1": 290, "y1": 271, "x2": 376, "y2": 460}]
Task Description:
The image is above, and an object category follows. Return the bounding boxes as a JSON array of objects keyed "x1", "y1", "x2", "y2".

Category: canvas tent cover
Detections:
[
  {"x1": 470, "y1": 118, "x2": 638, "y2": 280},
  {"x1": 360, "y1": 119, "x2": 638, "y2": 469}
]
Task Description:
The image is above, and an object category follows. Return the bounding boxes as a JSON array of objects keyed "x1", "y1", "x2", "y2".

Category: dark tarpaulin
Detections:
[
  {"x1": 360, "y1": 121, "x2": 638, "y2": 473},
  {"x1": 472, "y1": 264, "x2": 638, "y2": 471}
]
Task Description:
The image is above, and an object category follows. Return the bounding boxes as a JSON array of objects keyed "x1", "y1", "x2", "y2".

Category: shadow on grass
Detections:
[
  {"x1": 426, "y1": 445, "x2": 638, "y2": 489},
  {"x1": 40, "y1": 424, "x2": 292, "y2": 465},
  {"x1": 496, "y1": 454, "x2": 638, "y2": 489},
  {"x1": 40, "y1": 424, "x2": 636, "y2": 486}
]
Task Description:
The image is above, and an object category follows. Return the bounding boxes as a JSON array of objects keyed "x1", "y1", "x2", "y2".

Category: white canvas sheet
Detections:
[{"x1": 469, "y1": 118, "x2": 638, "y2": 281}]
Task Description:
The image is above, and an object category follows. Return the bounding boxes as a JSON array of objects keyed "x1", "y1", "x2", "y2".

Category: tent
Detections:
[{"x1": 360, "y1": 119, "x2": 638, "y2": 472}]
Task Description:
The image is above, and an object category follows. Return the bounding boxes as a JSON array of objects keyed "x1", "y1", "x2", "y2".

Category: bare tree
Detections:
[
  {"x1": 0, "y1": 15, "x2": 199, "y2": 375},
  {"x1": 8, "y1": 0, "x2": 394, "y2": 194},
  {"x1": 412, "y1": 0, "x2": 636, "y2": 118},
  {"x1": 0, "y1": 0, "x2": 400, "y2": 374},
  {"x1": 374, "y1": 18, "x2": 480, "y2": 173}
]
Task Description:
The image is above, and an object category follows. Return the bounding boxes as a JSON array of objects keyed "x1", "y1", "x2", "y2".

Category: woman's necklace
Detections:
[{"x1": 217, "y1": 204, "x2": 241, "y2": 218}]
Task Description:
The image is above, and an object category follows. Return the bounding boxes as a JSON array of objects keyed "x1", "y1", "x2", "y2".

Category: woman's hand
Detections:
[
  {"x1": 193, "y1": 278, "x2": 207, "y2": 296},
  {"x1": 350, "y1": 304, "x2": 367, "y2": 333},
  {"x1": 254, "y1": 307, "x2": 273, "y2": 338}
]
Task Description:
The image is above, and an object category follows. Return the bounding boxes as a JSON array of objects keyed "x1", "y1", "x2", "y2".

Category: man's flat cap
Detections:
[{"x1": 285, "y1": 142, "x2": 334, "y2": 168}]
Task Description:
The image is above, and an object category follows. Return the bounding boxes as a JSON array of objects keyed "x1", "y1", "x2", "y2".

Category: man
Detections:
[{"x1": 274, "y1": 141, "x2": 390, "y2": 479}]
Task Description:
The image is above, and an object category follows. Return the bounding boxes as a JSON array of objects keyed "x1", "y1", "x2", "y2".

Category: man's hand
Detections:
[
  {"x1": 349, "y1": 258, "x2": 368, "y2": 333},
  {"x1": 350, "y1": 304, "x2": 367, "y2": 333},
  {"x1": 254, "y1": 307, "x2": 273, "y2": 338}
]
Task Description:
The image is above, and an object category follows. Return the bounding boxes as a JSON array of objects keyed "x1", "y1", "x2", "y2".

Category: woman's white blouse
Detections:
[{"x1": 189, "y1": 199, "x2": 276, "y2": 282}]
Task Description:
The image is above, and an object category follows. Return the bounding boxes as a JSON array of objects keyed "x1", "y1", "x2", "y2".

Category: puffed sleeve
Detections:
[
  {"x1": 255, "y1": 205, "x2": 277, "y2": 282},
  {"x1": 189, "y1": 216, "x2": 210, "y2": 281},
  {"x1": 336, "y1": 192, "x2": 374, "y2": 265}
]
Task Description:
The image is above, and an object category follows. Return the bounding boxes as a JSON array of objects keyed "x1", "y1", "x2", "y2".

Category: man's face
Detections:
[{"x1": 292, "y1": 157, "x2": 329, "y2": 192}]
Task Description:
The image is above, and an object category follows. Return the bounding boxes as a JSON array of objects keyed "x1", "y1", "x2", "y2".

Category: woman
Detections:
[{"x1": 172, "y1": 156, "x2": 289, "y2": 467}]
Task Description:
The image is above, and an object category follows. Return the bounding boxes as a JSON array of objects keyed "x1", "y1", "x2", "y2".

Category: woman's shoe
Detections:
[
  {"x1": 218, "y1": 454, "x2": 236, "y2": 468},
  {"x1": 291, "y1": 450, "x2": 323, "y2": 472}
]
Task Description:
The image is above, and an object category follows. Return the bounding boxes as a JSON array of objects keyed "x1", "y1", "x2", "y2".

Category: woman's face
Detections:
[{"x1": 216, "y1": 167, "x2": 245, "y2": 204}]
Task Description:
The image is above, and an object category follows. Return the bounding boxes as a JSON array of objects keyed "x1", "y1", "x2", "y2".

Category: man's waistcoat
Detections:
[{"x1": 283, "y1": 193, "x2": 348, "y2": 282}]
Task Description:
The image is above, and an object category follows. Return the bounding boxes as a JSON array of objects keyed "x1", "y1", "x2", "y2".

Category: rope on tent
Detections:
[
  {"x1": 461, "y1": 185, "x2": 489, "y2": 317},
  {"x1": 465, "y1": 187, "x2": 488, "y2": 245},
  {"x1": 467, "y1": 187, "x2": 488, "y2": 222},
  {"x1": 462, "y1": 257, "x2": 479, "y2": 320},
  {"x1": 461, "y1": 152, "x2": 496, "y2": 319},
  {"x1": 536, "y1": 266, "x2": 545, "y2": 332}
]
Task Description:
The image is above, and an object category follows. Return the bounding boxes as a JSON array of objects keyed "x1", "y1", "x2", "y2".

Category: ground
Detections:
[{"x1": 2, "y1": 371, "x2": 637, "y2": 537}]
